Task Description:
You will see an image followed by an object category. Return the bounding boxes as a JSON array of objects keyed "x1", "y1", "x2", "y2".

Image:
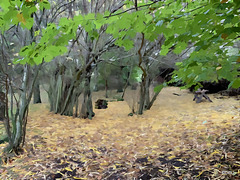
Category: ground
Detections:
[{"x1": 0, "y1": 87, "x2": 239, "y2": 179}]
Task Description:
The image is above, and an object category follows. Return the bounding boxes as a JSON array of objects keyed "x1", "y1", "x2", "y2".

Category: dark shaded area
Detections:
[
  {"x1": 189, "y1": 79, "x2": 240, "y2": 96},
  {"x1": 95, "y1": 99, "x2": 108, "y2": 109},
  {"x1": 33, "y1": 79, "x2": 42, "y2": 104},
  {"x1": 0, "y1": 91, "x2": 6, "y2": 122},
  {"x1": 199, "y1": 79, "x2": 230, "y2": 93},
  {"x1": 0, "y1": 136, "x2": 8, "y2": 144},
  {"x1": 159, "y1": 68, "x2": 175, "y2": 82},
  {"x1": 190, "y1": 79, "x2": 229, "y2": 93},
  {"x1": 156, "y1": 68, "x2": 184, "y2": 87},
  {"x1": 155, "y1": 68, "x2": 175, "y2": 84}
]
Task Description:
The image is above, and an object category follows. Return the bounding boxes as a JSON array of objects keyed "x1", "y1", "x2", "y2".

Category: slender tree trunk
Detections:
[
  {"x1": 74, "y1": 97, "x2": 79, "y2": 117},
  {"x1": 93, "y1": 66, "x2": 99, "y2": 92},
  {"x1": 12, "y1": 65, "x2": 29, "y2": 151},
  {"x1": 121, "y1": 65, "x2": 133, "y2": 99},
  {"x1": 3, "y1": 63, "x2": 42, "y2": 154},
  {"x1": 137, "y1": 32, "x2": 146, "y2": 115},
  {"x1": 105, "y1": 79, "x2": 108, "y2": 98},
  {"x1": 146, "y1": 91, "x2": 161, "y2": 110},
  {"x1": 33, "y1": 78, "x2": 42, "y2": 104},
  {"x1": 55, "y1": 75, "x2": 63, "y2": 113},
  {"x1": 138, "y1": 78, "x2": 146, "y2": 115},
  {"x1": 0, "y1": 92, "x2": 5, "y2": 122},
  {"x1": 117, "y1": 66, "x2": 124, "y2": 93},
  {"x1": 144, "y1": 76, "x2": 151, "y2": 109}
]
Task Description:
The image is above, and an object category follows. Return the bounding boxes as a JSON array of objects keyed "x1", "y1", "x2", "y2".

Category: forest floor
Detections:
[{"x1": 0, "y1": 87, "x2": 239, "y2": 180}]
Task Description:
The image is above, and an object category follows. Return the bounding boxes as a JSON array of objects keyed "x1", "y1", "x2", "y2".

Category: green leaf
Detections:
[
  {"x1": 122, "y1": 39, "x2": 134, "y2": 51},
  {"x1": 94, "y1": 14, "x2": 104, "y2": 29},
  {"x1": 0, "y1": 0, "x2": 11, "y2": 11},
  {"x1": 154, "y1": 84, "x2": 164, "y2": 93},
  {"x1": 228, "y1": 78, "x2": 240, "y2": 89},
  {"x1": 173, "y1": 42, "x2": 188, "y2": 54},
  {"x1": 39, "y1": 0, "x2": 51, "y2": 10},
  {"x1": 160, "y1": 45, "x2": 169, "y2": 56}
]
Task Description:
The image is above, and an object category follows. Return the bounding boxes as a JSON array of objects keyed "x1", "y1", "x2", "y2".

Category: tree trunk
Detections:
[
  {"x1": 138, "y1": 78, "x2": 146, "y2": 115},
  {"x1": 0, "y1": 92, "x2": 5, "y2": 122},
  {"x1": 12, "y1": 65, "x2": 29, "y2": 151},
  {"x1": 105, "y1": 79, "x2": 108, "y2": 98},
  {"x1": 144, "y1": 76, "x2": 151, "y2": 109},
  {"x1": 117, "y1": 71, "x2": 124, "y2": 93},
  {"x1": 33, "y1": 78, "x2": 42, "y2": 104},
  {"x1": 121, "y1": 65, "x2": 133, "y2": 99},
  {"x1": 2, "y1": 63, "x2": 42, "y2": 154},
  {"x1": 146, "y1": 91, "x2": 161, "y2": 110},
  {"x1": 93, "y1": 66, "x2": 99, "y2": 92},
  {"x1": 80, "y1": 74, "x2": 95, "y2": 119}
]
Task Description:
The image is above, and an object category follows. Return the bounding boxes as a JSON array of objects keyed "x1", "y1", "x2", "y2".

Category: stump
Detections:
[
  {"x1": 193, "y1": 89, "x2": 213, "y2": 103},
  {"x1": 95, "y1": 99, "x2": 108, "y2": 109}
]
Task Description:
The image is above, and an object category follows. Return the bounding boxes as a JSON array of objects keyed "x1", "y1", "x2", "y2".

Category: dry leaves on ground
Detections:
[{"x1": 0, "y1": 87, "x2": 239, "y2": 179}]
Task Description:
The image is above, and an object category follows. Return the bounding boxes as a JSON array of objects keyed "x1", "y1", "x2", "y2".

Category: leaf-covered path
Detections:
[{"x1": 0, "y1": 87, "x2": 239, "y2": 179}]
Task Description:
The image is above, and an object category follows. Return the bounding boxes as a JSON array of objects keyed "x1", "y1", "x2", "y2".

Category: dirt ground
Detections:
[{"x1": 0, "y1": 87, "x2": 239, "y2": 179}]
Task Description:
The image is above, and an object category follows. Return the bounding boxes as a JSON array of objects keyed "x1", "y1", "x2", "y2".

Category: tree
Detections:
[
  {"x1": 1, "y1": 0, "x2": 239, "y2": 155},
  {"x1": 0, "y1": 0, "x2": 64, "y2": 154},
  {"x1": 105, "y1": 0, "x2": 240, "y2": 114},
  {"x1": 46, "y1": 0, "x2": 125, "y2": 119}
]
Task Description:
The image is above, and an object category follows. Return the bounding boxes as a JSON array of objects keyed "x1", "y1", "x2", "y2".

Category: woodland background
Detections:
[{"x1": 0, "y1": 0, "x2": 239, "y2": 179}]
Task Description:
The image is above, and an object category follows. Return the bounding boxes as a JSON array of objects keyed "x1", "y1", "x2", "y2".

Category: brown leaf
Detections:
[
  {"x1": 221, "y1": 33, "x2": 228, "y2": 40},
  {"x1": 17, "y1": 13, "x2": 26, "y2": 25},
  {"x1": 221, "y1": 0, "x2": 228, "y2": 3}
]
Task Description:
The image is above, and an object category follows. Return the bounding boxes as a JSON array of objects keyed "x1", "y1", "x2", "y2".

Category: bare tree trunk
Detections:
[
  {"x1": 33, "y1": 78, "x2": 42, "y2": 104},
  {"x1": 12, "y1": 65, "x2": 29, "y2": 151},
  {"x1": 138, "y1": 78, "x2": 146, "y2": 115},
  {"x1": 80, "y1": 73, "x2": 95, "y2": 119},
  {"x1": 146, "y1": 91, "x2": 161, "y2": 110},
  {"x1": 137, "y1": 33, "x2": 147, "y2": 115},
  {"x1": 0, "y1": 92, "x2": 5, "y2": 122},
  {"x1": 144, "y1": 76, "x2": 151, "y2": 109},
  {"x1": 121, "y1": 64, "x2": 133, "y2": 99},
  {"x1": 1, "y1": 63, "x2": 42, "y2": 154},
  {"x1": 105, "y1": 79, "x2": 108, "y2": 98},
  {"x1": 117, "y1": 67, "x2": 124, "y2": 93}
]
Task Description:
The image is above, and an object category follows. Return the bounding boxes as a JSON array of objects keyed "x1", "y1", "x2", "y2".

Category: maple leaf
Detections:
[{"x1": 17, "y1": 13, "x2": 26, "y2": 25}]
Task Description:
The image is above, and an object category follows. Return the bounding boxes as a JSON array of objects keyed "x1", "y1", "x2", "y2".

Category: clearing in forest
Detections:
[{"x1": 0, "y1": 87, "x2": 239, "y2": 179}]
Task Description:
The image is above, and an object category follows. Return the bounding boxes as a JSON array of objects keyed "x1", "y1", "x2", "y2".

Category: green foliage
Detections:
[
  {"x1": 149, "y1": 0, "x2": 240, "y2": 89},
  {"x1": 131, "y1": 66, "x2": 143, "y2": 83},
  {"x1": 1, "y1": 0, "x2": 239, "y2": 88},
  {"x1": 15, "y1": 23, "x2": 68, "y2": 65},
  {"x1": 122, "y1": 66, "x2": 130, "y2": 81},
  {"x1": 154, "y1": 82, "x2": 167, "y2": 93},
  {"x1": 0, "y1": 0, "x2": 50, "y2": 31}
]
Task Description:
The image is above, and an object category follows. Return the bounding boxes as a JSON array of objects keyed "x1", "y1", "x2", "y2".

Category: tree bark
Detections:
[
  {"x1": 12, "y1": 65, "x2": 29, "y2": 151},
  {"x1": 138, "y1": 78, "x2": 146, "y2": 115},
  {"x1": 80, "y1": 73, "x2": 95, "y2": 119},
  {"x1": 33, "y1": 78, "x2": 42, "y2": 104},
  {"x1": 144, "y1": 76, "x2": 151, "y2": 109},
  {"x1": 105, "y1": 79, "x2": 108, "y2": 98}
]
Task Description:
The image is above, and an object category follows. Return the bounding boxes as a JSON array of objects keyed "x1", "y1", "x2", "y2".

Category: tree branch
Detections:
[{"x1": 138, "y1": 33, "x2": 147, "y2": 78}]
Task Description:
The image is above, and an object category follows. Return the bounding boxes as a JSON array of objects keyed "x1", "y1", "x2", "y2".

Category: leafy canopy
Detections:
[{"x1": 1, "y1": 0, "x2": 239, "y2": 88}]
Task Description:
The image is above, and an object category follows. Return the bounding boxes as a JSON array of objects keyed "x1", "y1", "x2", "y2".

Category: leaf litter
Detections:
[{"x1": 0, "y1": 87, "x2": 239, "y2": 179}]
